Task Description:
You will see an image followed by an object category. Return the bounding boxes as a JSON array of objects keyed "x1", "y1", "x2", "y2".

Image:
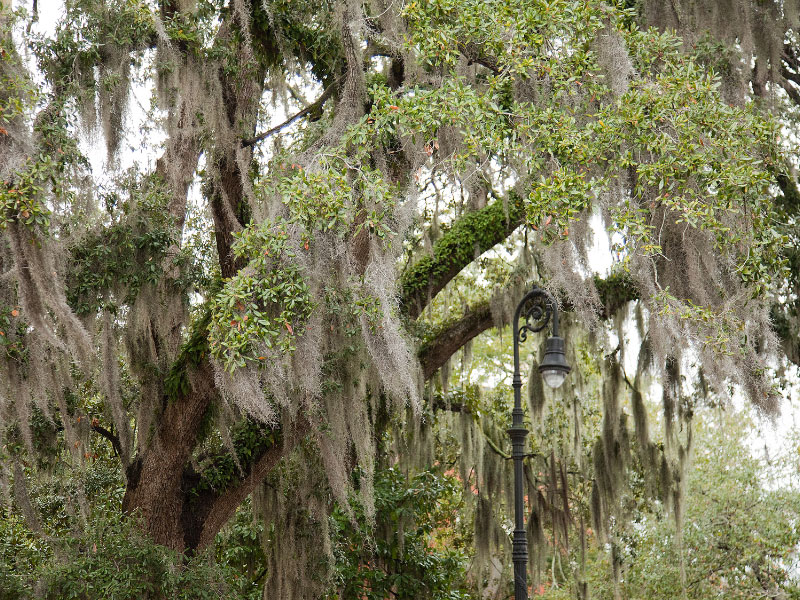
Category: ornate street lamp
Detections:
[{"x1": 509, "y1": 287, "x2": 570, "y2": 600}]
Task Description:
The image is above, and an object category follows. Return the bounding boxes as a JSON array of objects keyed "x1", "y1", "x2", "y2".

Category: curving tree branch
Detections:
[
  {"x1": 189, "y1": 418, "x2": 311, "y2": 550},
  {"x1": 400, "y1": 194, "x2": 526, "y2": 319},
  {"x1": 419, "y1": 301, "x2": 493, "y2": 379},
  {"x1": 90, "y1": 422, "x2": 123, "y2": 458},
  {"x1": 417, "y1": 272, "x2": 642, "y2": 378},
  {"x1": 241, "y1": 83, "x2": 336, "y2": 147}
]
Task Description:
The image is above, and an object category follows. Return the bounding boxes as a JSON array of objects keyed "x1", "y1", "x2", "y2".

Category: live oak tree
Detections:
[{"x1": 2, "y1": 0, "x2": 800, "y2": 597}]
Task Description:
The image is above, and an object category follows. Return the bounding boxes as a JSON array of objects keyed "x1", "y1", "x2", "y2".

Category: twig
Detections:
[
  {"x1": 242, "y1": 83, "x2": 336, "y2": 147},
  {"x1": 90, "y1": 423, "x2": 122, "y2": 458}
]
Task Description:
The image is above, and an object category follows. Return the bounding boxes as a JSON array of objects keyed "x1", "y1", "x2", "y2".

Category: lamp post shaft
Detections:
[
  {"x1": 510, "y1": 298, "x2": 530, "y2": 600},
  {"x1": 509, "y1": 388, "x2": 528, "y2": 600},
  {"x1": 509, "y1": 287, "x2": 559, "y2": 600}
]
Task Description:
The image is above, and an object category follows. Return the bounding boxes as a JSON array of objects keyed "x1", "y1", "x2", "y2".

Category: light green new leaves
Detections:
[
  {"x1": 389, "y1": 2, "x2": 785, "y2": 292},
  {"x1": 208, "y1": 154, "x2": 401, "y2": 371}
]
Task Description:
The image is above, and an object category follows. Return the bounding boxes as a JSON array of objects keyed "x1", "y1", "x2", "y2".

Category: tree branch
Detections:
[
  {"x1": 242, "y1": 84, "x2": 336, "y2": 147},
  {"x1": 400, "y1": 194, "x2": 526, "y2": 319},
  {"x1": 418, "y1": 272, "x2": 641, "y2": 379},
  {"x1": 419, "y1": 301, "x2": 492, "y2": 379},
  {"x1": 780, "y1": 71, "x2": 800, "y2": 106},
  {"x1": 459, "y1": 41, "x2": 501, "y2": 74},
  {"x1": 91, "y1": 422, "x2": 123, "y2": 458},
  {"x1": 191, "y1": 419, "x2": 311, "y2": 550}
]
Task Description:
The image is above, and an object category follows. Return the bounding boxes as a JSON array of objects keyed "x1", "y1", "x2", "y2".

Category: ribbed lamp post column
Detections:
[{"x1": 510, "y1": 287, "x2": 571, "y2": 600}]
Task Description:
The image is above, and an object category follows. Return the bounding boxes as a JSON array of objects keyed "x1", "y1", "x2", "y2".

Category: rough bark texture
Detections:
[
  {"x1": 122, "y1": 361, "x2": 217, "y2": 550},
  {"x1": 419, "y1": 301, "x2": 493, "y2": 380},
  {"x1": 120, "y1": 6, "x2": 272, "y2": 548},
  {"x1": 188, "y1": 419, "x2": 310, "y2": 550},
  {"x1": 208, "y1": 152, "x2": 248, "y2": 278}
]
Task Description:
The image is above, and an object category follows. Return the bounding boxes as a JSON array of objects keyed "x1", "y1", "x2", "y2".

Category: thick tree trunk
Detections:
[
  {"x1": 121, "y1": 11, "x2": 269, "y2": 549},
  {"x1": 121, "y1": 351, "x2": 310, "y2": 551},
  {"x1": 122, "y1": 362, "x2": 216, "y2": 550}
]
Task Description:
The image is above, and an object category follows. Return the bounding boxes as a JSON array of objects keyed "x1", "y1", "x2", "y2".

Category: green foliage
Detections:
[
  {"x1": 0, "y1": 154, "x2": 54, "y2": 231},
  {"x1": 32, "y1": 0, "x2": 153, "y2": 87},
  {"x1": 208, "y1": 218, "x2": 313, "y2": 371},
  {"x1": 191, "y1": 419, "x2": 280, "y2": 496},
  {"x1": 0, "y1": 459, "x2": 262, "y2": 599},
  {"x1": 617, "y1": 412, "x2": 800, "y2": 599},
  {"x1": 371, "y1": 1, "x2": 786, "y2": 293},
  {"x1": 249, "y1": 0, "x2": 342, "y2": 82},
  {"x1": 0, "y1": 304, "x2": 27, "y2": 362},
  {"x1": 1, "y1": 23, "x2": 88, "y2": 233},
  {"x1": 0, "y1": 510, "x2": 49, "y2": 600},
  {"x1": 402, "y1": 0, "x2": 606, "y2": 74},
  {"x1": 4, "y1": 1, "x2": 800, "y2": 599},
  {"x1": 592, "y1": 271, "x2": 638, "y2": 312},
  {"x1": 209, "y1": 150, "x2": 403, "y2": 371},
  {"x1": 267, "y1": 158, "x2": 398, "y2": 241},
  {"x1": 164, "y1": 311, "x2": 212, "y2": 402},
  {"x1": 39, "y1": 514, "x2": 235, "y2": 600},
  {"x1": 613, "y1": 29, "x2": 786, "y2": 290},
  {"x1": 66, "y1": 173, "x2": 177, "y2": 315},
  {"x1": 533, "y1": 409, "x2": 800, "y2": 599},
  {"x1": 0, "y1": 9, "x2": 37, "y2": 122},
  {"x1": 213, "y1": 500, "x2": 265, "y2": 600},
  {"x1": 328, "y1": 467, "x2": 473, "y2": 600}
]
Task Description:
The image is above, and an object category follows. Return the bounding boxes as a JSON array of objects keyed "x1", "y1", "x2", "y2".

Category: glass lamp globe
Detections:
[
  {"x1": 541, "y1": 368, "x2": 567, "y2": 389},
  {"x1": 537, "y1": 336, "x2": 571, "y2": 389}
]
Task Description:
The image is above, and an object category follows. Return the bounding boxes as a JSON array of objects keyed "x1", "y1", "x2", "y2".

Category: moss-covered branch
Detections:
[
  {"x1": 419, "y1": 266, "x2": 800, "y2": 378},
  {"x1": 591, "y1": 272, "x2": 640, "y2": 318},
  {"x1": 418, "y1": 272, "x2": 640, "y2": 379},
  {"x1": 400, "y1": 194, "x2": 526, "y2": 319},
  {"x1": 419, "y1": 300, "x2": 492, "y2": 379}
]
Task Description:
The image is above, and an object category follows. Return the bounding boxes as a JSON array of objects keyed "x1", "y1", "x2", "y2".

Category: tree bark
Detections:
[
  {"x1": 122, "y1": 360, "x2": 217, "y2": 550},
  {"x1": 419, "y1": 301, "x2": 492, "y2": 379},
  {"x1": 187, "y1": 419, "x2": 310, "y2": 550}
]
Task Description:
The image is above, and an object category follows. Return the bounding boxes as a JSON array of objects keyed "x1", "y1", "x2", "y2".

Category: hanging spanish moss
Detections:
[
  {"x1": 640, "y1": 0, "x2": 796, "y2": 102},
  {"x1": 97, "y1": 44, "x2": 132, "y2": 161},
  {"x1": 12, "y1": 459, "x2": 41, "y2": 535},
  {"x1": 0, "y1": 1, "x2": 794, "y2": 597},
  {"x1": 100, "y1": 312, "x2": 132, "y2": 466},
  {"x1": 256, "y1": 447, "x2": 335, "y2": 600},
  {"x1": 7, "y1": 223, "x2": 92, "y2": 365}
]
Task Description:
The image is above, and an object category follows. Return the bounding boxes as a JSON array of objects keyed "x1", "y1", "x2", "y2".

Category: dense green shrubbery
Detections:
[
  {"x1": 328, "y1": 467, "x2": 474, "y2": 600},
  {"x1": 39, "y1": 515, "x2": 237, "y2": 600},
  {"x1": 1, "y1": 459, "x2": 475, "y2": 599},
  {"x1": 0, "y1": 509, "x2": 250, "y2": 600},
  {"x1": 0, "y1": 459, "x2": 260, "y2": 600}
]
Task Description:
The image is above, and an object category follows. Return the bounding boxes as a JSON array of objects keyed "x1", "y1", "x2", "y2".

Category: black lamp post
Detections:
[{"x1": 509, "y1": 287, "x2": 570, "y2": 600}]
